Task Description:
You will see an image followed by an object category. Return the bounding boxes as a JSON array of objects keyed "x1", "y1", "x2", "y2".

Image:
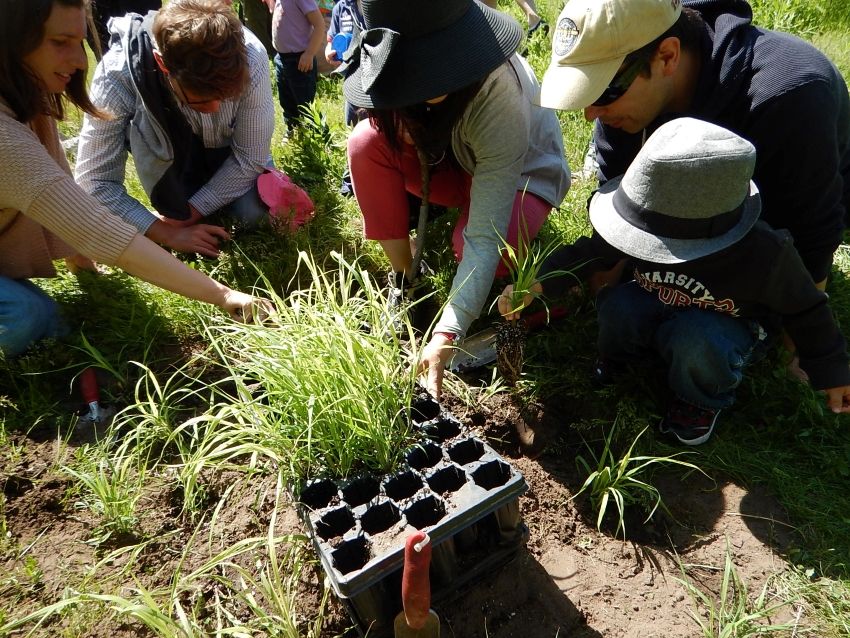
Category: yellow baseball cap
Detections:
[{"x1": 539, "y1": 0, "x2": 682, "y2": 110}]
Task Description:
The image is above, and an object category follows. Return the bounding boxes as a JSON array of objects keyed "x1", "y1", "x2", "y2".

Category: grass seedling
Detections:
[
  {"x1": 677, "y1": 541, "x2": 796, "y2": 637},
  {"x1": 492, "y1": 207, "x2": 574, "y2": 386},
  {"x1": 206, "y1": 476, "x2": 328, "y2": 637},
  {"x1": 63, "y1": 446, "x2": 145, "y2": 546},
  {"x1": 574, "y1": 423, "x2": 704, "y2": 539},
  {"x1": 774, "y1": 569, "x2": 850, "y2": 636}
]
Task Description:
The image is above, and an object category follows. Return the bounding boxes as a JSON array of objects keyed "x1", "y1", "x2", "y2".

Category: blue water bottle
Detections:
[{"x1": 332, "y1": 32, "x2": 353, "y2": 58}]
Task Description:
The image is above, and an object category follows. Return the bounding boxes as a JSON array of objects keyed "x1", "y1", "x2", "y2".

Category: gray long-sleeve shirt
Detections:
[{"x1": 436, "y1": 55, "x2": 571, "y2": 337}]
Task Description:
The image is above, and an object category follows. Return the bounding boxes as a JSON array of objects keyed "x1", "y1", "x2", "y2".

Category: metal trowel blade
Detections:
[{"x1": 446, "y1": 328, "x2": 497, "y2": 372}]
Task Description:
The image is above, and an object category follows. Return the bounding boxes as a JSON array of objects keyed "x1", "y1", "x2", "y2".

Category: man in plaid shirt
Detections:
[{"x1": 76, "y1": 0, "x2": 275, "y2": 259}]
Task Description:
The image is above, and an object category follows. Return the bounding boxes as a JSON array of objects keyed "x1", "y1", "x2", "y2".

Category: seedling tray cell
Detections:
[{"x1": 297, "y1": 409, "x2": 528, "y2": 635}]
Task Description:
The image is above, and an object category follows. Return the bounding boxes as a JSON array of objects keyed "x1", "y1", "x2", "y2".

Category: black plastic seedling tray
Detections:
[{"x1": 296, "y1": 398, "x2": 528, "y2": 636}]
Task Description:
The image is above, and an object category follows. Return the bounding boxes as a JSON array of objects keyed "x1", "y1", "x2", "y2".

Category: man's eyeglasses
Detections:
[
  {"x1": 167, "y1": 74, "x2": 219, "y2": 108},
  {"x1": 591, "y1": 54, "x2": 648, "y2": 107}
]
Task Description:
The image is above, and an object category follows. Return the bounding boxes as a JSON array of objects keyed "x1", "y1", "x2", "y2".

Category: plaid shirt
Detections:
[{"x1": 75, "y1": 23, "x2": 275, "y2": 232}]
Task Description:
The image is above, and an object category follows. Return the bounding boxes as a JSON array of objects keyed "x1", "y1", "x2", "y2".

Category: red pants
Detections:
[{"x1": 348, "y1": 119, "x2": 552, "y2": 277}]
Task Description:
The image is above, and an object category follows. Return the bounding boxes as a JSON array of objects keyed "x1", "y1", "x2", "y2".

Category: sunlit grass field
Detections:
[{"x1": 2, "y1": 0, "x2": 850, "y2": 635}]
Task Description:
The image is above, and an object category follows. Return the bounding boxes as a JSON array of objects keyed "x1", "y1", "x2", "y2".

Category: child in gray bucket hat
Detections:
[{"x1": 500, "y1": 117, "x2": 850, "y2": 446}]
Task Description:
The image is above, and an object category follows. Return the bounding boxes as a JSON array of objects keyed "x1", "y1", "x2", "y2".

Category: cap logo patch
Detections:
[{"x1": 552, "y1": 17, "x2": 579, "y2": 57}]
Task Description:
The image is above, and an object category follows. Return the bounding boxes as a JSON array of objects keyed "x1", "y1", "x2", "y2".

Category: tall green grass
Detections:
[{"x1": 203, "y1": 251, "x2": 423, "y2": 486}]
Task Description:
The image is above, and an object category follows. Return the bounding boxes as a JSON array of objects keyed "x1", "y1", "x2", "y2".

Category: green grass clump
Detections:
[
  {"x1": 677, "y1": 541, "x2": 796, "y2": 637},
  {"x1": 751, "y1": 0, "x2": 850, "y2": 35},
  {"x1": 63, "y1": 451, "x2": 145, "y2": 546},
  {"x1": 204, "y1": 251, "x2": 422, "y2": 486},
  {"x1": 573, "y1": 422, "x2": 704, "y2": 540},
  {"x1": 0, "y1": 479, "x2": 328, "y2": 638}
]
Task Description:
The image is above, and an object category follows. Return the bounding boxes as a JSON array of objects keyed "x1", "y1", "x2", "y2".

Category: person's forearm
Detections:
[
  {"x1": 115, "y1": 234, "x2": 231, "y2": 307},
  {"x1": 306, "y1": 21, "x2": 327, "y2": 58},
  {"x1": 144, "y1": 219, "x2": 178, "y2": 246}
]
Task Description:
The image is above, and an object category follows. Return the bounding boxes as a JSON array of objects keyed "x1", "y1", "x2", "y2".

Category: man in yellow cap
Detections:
[{"x1": 539, "y1": 0, "x2": 850, "y2": 292}]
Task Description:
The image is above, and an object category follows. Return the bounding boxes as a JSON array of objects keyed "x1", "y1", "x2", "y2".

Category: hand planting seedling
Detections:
[{"x1": 493, "y1": 219, "x2": 570, "y2": 386}]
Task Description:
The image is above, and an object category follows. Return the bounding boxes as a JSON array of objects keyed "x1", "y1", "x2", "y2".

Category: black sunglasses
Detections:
[{"x1": 591, "y1": 54, "x2": 647, "y2": 107}]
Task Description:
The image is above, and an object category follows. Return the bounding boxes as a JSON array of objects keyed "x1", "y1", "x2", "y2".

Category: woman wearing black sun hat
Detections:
[{"x1": 340, "y1": 0, "x2": 571, "y2": 399}]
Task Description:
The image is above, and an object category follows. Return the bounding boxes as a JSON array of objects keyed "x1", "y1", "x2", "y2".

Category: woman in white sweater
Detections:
[{"x1": 0, "y1": 0, "x2": 265, "y2": 357}]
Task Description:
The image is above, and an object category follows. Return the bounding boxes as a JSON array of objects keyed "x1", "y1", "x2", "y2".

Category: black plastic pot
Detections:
[{"x1": 297, "y1": 410, "x2": 528, "y2": 637}]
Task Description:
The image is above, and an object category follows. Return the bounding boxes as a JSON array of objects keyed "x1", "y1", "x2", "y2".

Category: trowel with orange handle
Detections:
[
  {"x1": 78, "y1": 367, "x2": 114, "y2": 428},
  {"x1": 394, "y1": 531, "x2": 440, "y2": 637}
]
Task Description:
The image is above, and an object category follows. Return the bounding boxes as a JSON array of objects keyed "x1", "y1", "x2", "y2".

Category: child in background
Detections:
[
  {"x1": 317, "y1": 0, "x2": 335, "y2": 31},
  {"x1": 324, "y1": 0, "x2": 364, "y2": 195},
  {"x1": 315, "y1": 0, "x2": 337, "y2": 74},
  {"x1": 269, "y1": 0, "x2": 326, "y2": 131},
  {"x1": 325, "y1": 0, "x2": 363, "y2": 124}
]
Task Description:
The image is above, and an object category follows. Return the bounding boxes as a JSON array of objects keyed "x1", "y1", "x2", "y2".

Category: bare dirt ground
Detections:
[{"x1": 1, "y1": 390, "x2": 799, "y2": 637}]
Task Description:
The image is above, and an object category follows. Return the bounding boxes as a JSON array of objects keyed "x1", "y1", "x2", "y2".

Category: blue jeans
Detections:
[
  {"x1": 0, "y1": 277, "x2": 67, "y2": 357},
  {"x1": 596, "y1": 281, "x2": 767, "y2": 409},
  {"x1": 221, "y1": 181, "x2": 269, "y2": 229},
  {"x1": 274, "y1": 52, "x2": 318, "y2": 129}
]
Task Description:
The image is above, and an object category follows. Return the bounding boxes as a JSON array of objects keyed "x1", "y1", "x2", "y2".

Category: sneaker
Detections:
[
  {"x1": 659, "y1": 398, "x2": 721, "y2": 446},
  {"x1": 339, "y1": 171, "x2": 354, "y2": 198}
]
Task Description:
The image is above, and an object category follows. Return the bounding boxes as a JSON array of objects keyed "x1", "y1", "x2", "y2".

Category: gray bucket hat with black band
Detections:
[
  {"x1": 341, "y1": 0, "x2": 523, "y2": 110},
  {"x1": 589, "y1": 118, "x2": 762, "y2": 264}
]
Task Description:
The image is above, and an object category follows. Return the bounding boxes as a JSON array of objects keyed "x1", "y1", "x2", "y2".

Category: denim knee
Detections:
[
  {"x1": 226, "y1": 183, "x2": 269, "y2": 229},
  {"x1": 657, "y1": 310, "x2": 757, "y2": 408},
  {"x1": 0, "y1": 279, "x2": 66, "y2": 357},
  {"x1": 596, "y1": 282, "x2": 667, "y2": 360}
]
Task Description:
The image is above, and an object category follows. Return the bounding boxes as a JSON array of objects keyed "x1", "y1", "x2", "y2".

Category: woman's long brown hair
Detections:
[
  {"x1": 367, "y1": 77, "x2": 486, "y2": 164},
  {"x1": 0, "y1": 0, "x2": 103, "y2": 122}
]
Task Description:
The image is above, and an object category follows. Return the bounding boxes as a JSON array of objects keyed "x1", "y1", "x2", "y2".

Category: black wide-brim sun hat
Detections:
[{"x1": 342, "y1": 0, "x2": 523, "y2": 110}]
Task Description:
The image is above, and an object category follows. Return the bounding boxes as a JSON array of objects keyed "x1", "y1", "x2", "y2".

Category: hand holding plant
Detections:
[
  {"x1": 492, "y1": 217, "x2": 569, "y2": 386},
  {"x1": 222, "y1": 291, "x2": 275, "y2": 323},
  {"x1": 498, "y1": 281, "x2": 543, "y2": 322},
  {"x1": 493, "y1": 231, "x2": 565, "y2": 326},
  {"x1": 418, "y1": 332, "x2": 455, "y2": 400}
]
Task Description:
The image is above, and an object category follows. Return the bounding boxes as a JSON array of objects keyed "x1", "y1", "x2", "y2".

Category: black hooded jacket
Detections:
[
  {"x1": 593, "y1": 0, "x2": 850, "y2": 283},
  {"x1": 540, "y1": 223, "x2": 850, "y2": 391}
]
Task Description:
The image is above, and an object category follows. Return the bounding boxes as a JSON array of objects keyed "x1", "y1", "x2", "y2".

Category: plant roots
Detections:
[{"x1": 496, "y1": 320, "x2": 527, "y2": 387}]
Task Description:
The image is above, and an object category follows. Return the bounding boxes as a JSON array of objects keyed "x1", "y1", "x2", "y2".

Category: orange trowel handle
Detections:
[
  {"x1": 80, "y1": 367, "x2": 100, "y2": 405},
  {"x1": 401, "y1": 531, "x2": 432, "y2": 630}
]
